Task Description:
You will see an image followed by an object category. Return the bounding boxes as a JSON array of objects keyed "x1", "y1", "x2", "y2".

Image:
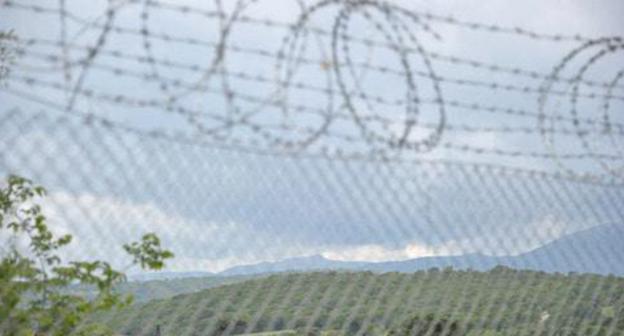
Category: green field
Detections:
[{"x1": 93, "y1": 268, "x2": 624, "y2": 335}]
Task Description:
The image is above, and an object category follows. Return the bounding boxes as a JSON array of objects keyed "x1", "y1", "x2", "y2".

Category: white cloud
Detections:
[
  {"x1": 322, "y1": 242, "x2": 443, "y2": 262},
  {"x1": 434, "y1": 214, "x2": 572, "y2": 257},
  {"x1": 39, "y1": 191, "x2": 322, "y2": 272},
  {"x1": 39, "y1": 191, "x2": 277, "y2": 273},
  {"x1": 42, "y1": 191, "x2": 208, "y2": 268},
  {"x1": 322, "y1": 214, "x2": 576, "y2": 263}
]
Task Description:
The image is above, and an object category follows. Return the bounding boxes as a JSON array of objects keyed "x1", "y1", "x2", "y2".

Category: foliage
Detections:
[
  {"x1": 387, "y1": 313, "x2": 462, "y2": 335},
  {"x1": 0, "y1": 175, "x2": 174, "y2": 335},
  {"x1": 123, "y1": 233, "x2": 174, "y2": 271}
]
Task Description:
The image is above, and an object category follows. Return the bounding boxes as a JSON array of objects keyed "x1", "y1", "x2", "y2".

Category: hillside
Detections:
[
  {"x1": 95, "y1": 269, "x2": 624, "y2": 336},
  {"x1": 508, "y1": 224, "x2": 624, "y2": 275}
]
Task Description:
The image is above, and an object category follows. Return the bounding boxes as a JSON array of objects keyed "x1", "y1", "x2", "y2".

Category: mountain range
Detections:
[{"x1": 219, "y1": 224, "x2": 624, "y2": 276}]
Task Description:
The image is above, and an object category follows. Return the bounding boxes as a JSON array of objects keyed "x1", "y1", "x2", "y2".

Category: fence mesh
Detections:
[{"x1": 1, "y1": 0, "x2": 623, "y2": 335}]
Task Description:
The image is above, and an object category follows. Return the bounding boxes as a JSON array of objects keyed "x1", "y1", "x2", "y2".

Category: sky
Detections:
[{"x1": 0, "y1": 0, "x2": 623, "y2": 273}]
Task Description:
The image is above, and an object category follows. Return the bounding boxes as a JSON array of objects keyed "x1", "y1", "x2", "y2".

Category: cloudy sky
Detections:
[{"x1": 1, "y1": 0, "x2": 623, "y2": 273}]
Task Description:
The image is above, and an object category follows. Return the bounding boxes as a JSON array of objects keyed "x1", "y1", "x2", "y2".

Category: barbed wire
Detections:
[{"x1": 1, "y1": 0, "x2": 623, "y2": 183}]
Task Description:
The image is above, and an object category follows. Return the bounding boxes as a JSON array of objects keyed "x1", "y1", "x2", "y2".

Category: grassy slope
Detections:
[{"x1": 97, "y1": 269, "x2": 624, "y2": 336}]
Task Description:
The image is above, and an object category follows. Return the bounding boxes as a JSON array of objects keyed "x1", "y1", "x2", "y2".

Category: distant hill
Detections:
[
  {"x1": 506, "y1": 223, "x2": 624, "y2": 275},
  {"x1": 220, "y1": 224, "x2": 624, "y2": 276},
  {"x1": 128, "y1": 271, "x2": 215, "y2": 282},
  {"x1": 70, "y1": 274, "x2": 258, "y2": 303},
  {"x1": 219, "y1": 255, "x2": 370, "y2": 276},
  {"x1": 96, "y1": 270, "x2": 624, "y2": 336}
]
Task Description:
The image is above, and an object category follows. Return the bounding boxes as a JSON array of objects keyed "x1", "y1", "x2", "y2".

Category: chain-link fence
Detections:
[{"x1": 1, "y1": 0, "x2": 623, "y2": 335}]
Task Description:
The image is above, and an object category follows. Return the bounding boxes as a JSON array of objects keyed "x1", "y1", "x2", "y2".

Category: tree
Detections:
[
  {"x1": 387, "y1": 313, "x2": 462, "y2": 336},
  {"x1": 0, "y1": 175, "x2": 174, "y2": 335}
]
